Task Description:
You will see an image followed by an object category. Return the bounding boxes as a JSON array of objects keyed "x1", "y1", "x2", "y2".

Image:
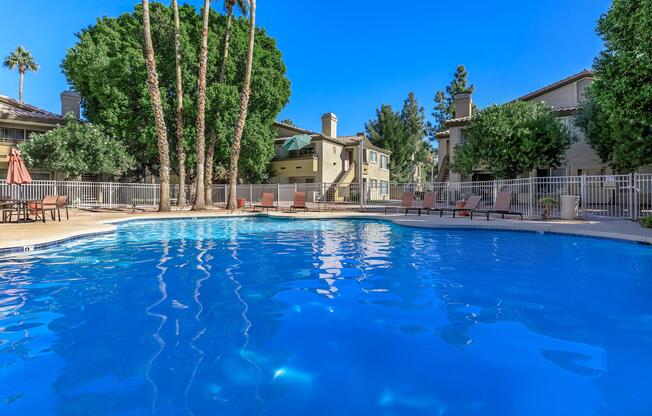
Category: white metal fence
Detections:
[{"x1": 2, "y1": 173, "x2": 651, "y2": 220}]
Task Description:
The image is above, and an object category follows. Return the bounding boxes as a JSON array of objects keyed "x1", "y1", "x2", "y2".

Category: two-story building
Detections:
[
  {"x1": 1, "y1": 91, "x2": 81, "y2": 180},
  {"x1": 435, "y1": 70, "x2": 609, "y2": 182},
  {"x1": 272, "y1": 113, "x2": 392, "y2": 200}
]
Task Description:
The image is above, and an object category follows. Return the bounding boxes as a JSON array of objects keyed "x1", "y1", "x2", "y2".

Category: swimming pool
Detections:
[{"x1": 0, "y1": 217, "x2": 650, "y2": 415}]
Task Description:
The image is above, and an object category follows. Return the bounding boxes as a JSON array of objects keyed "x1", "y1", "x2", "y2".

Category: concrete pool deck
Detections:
[{"x1": 0, "y1": 208, "x2": 651, "y2": 254}]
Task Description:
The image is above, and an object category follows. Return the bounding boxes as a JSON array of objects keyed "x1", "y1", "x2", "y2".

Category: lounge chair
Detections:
[
  {"x1": 405, "y1": 192, "x2": 442, "y2": 216},
  {"x1": 253, "y1": 192, "x2": 278, "y2": 212},
  {"x1": 28, "y1": 195, "x2": 60, "y2": 223},
  {"x1": 385, "y1": 192, "x2": 414, "y2": 214},
  {"x1": 290, "y1": 192, "x2": 309, "y2": 212},
  {"x1": 440, "y1": 195, "x2": 482, "y2": 219},
  {"x1": 480, "y1": 191, "x2": 523, "y2": 220}
]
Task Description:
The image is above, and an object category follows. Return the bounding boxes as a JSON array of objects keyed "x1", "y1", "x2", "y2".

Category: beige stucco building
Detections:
[
  {"x1": 436, "y1": 70, "x2": 610, "y2": 182},
  {"x1": 272, "y1": 113, "x2": 391, "y2": 200},
  {"x1": 1, "y1": 91, "x2": 80, "y2": 180}
]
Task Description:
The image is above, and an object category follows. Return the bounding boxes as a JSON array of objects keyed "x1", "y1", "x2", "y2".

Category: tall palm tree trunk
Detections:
[
  {"x1": 204, "y1": 129, "x2": 217, "y2": 203},
  {"x1": 193, "y1": 0, "x2": 211, "y2": 210},
  {"x1": 18, "y1": 69, "x2": 24, "y2": 102},
  {"x1": 227, "y1": 0, "x2": 256, "y2": 210},
  {"x1": 142, "y1": 0, "x2": 171, "y2": 212},
  {"x1": 205, "y1": 3, "x2": 236, "y2": 204},
  {"x1": 172, "y1": 0, "x2": 186, "y2": 209}
]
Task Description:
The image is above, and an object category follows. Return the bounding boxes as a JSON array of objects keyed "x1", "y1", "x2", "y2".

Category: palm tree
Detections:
[
  {"x1": 3, "y1": 46, "x2": 39, "y2": 103},
  {"x1": 227, "y1": 0, "x2": 256, "y2": 210},
  {"x1": 193, "y1": 0, "x2": 211, "y2": 210},
  {"x1": 172, "y1": 0, "x2": 187, "y2": 209},
  {"x1": 142, "y1": 0, "x2": 172, "y2": 212},
  {"x1": 205, "y1": 0, "x2": 249, "y2": 205}
]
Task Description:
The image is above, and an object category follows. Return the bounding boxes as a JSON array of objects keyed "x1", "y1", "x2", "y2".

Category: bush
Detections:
[{"x1": 640, "y1": 217, "x2": 652, "y2": 229}]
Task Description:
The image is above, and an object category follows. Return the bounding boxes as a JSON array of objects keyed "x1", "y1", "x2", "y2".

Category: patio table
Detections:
[{"x1": 3, "y1": 199, "x2": 40, "y2": 223}]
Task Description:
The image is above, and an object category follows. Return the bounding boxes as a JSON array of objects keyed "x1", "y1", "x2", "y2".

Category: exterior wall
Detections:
[
  {"x1": 528, "y1": 82, "x2": 580, "y2": 109},
  {"x1": 364, "y1": 148, "x2": 390, "y2": 183},
  {"x1": 448, "y1": 127, "x2": 465, "y2": 182},
  {"x1": 0, "y1": 121, "x2": 55, "y2": 180},
  {"x1": 318, "y1": 140, "x2": 346, "y2": 183},
  {"x1": 559, "y1": 116, "x2": 611, "y2": 176}
]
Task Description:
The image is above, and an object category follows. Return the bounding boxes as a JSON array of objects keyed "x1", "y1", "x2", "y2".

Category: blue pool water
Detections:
[{"x1": 0, "y1": 218, "x2": 651, "y2": 415}]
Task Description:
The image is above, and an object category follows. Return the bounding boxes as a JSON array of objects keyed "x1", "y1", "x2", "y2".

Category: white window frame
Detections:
[
  {"x1": 369, "y1": 150, "x2": 378, "y2": 164},
  {"x1": 380, "y1": 180, "x2": 389, "y2": 195},
  {"x1": 380, "y1": 155, "x2": 389, "y2": 170}
]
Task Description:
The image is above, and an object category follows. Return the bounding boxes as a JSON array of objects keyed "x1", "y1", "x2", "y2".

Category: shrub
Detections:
[{"x1": 640, "y1": 217, "x2": 652, "y2": 229}]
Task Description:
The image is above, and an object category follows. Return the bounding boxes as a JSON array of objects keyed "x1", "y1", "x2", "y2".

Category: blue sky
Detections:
[{"x1": 0, "y1": 0, "x2": 611, "y2": 136}]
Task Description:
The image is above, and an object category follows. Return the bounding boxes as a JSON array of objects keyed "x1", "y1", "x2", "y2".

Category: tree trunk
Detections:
[
  {"x1": 204, "y1": 4, "x2": 235, "y2": 205},
  {"x1": 193, "y1": 0, "x2": 211, "y2": 210},
  {"x1": 142, "y1": 0, "x2": 171, "y2": 212},
  {"x1": 172, "y1": 0, "x2": 186, "y2": 209},
  {"x1": 227, "y1": 0, "x2": 256, "y2": 210},
  {"x1": 204, "y1": 129, "x2": 216, "y2": 204},
  {"x1": 18, "y1": 69, "x2": 24, "y2": 103}
]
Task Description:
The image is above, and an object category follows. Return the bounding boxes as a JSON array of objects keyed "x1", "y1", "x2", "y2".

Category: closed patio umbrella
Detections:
[
  {"x1": 282, "y1": 134, "x2": 312, "y2": 152},
  {"x1": 7, "y1": 147, "x2": 32, "y2": 198}
]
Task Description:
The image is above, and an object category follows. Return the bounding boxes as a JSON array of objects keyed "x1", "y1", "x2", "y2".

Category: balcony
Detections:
[{"x1": 271, "y1": 155, "x2": 319, "y2": 176}]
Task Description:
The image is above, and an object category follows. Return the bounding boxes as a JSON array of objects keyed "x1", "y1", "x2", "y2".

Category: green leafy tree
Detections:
[
  {"x1": 366, "y1": 92, "x2": 432, "y2": 182},
  {"x1": 427, "y1": 65, "x2": 475, "y2": 138},
  {"x1": 19, "y1": 114, "x2": 134, "y2": 179},
  {"x1": 451, "y1": 101, "x2": 572, "y2": 179},
  {"x1": 575, "y1": 0, "x2": 652, "y2": 171},
  {"x1": 3, "y1": 46, "x2": 39, "y2": 103},
  {"x1": 62, "y1": 3, "x2": 290, "y2": 183}
]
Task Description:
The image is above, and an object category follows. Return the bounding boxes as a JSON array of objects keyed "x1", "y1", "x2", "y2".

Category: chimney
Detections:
[
  {"x1": 61, "y1": 90, "x2": 81, "y2": 119},
  {"x1": 454, "y1": 92, "x2": 472, "y2": 119},
  {"x1": 321, "y1": 112, "x2": 338, "y2": 138}
]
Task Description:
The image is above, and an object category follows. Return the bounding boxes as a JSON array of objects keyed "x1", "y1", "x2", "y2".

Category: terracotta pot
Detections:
[
  {"x1": 237, "y1": 198, "x2": 246, "y2": 209},
  {"x1": 456, "y1": 200, "x2": 470, "y2": 216}
]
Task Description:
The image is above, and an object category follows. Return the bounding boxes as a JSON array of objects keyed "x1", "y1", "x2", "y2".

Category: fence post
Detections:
[
  {"x1": 629, "y1": 173, "x2": 636, "y2": 221},
  {"x1": 249, "y1": 184, "x2": 253, "y2": 205},
  {"x1": 580, "y1": 175, "x2": 587, "y2": 215},
  {"x1": 493, "y1": 180, "x2": 498, "y2": 204},
  {"x1": 528, "y1": 177, "x2": 534, "y2": 219}
]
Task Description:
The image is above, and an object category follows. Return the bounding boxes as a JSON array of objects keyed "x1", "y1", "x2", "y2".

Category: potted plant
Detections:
[{"x1": 539, "y1": 196, "x2": 557, "y2": 220}]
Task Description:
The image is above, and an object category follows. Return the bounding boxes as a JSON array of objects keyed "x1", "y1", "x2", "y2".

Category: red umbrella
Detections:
[{"x1": 7, "y1": 147, "x2": 32, "y2": 185}]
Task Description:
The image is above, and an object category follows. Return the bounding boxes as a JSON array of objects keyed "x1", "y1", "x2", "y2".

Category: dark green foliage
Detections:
[
  {"x1": 575, "y1": 0, "x2": 652, "y2": 171},
  {"x1": 19, "y1": 113, "x2": 134, "y2": 178},
  {"x1": 62, "y1": 2, "x2": 290, "y2": 182},
  {"x1": 365, "y1": 92, "x2": 433, "y2": 182},
  {"x1": 427, "y1": 65, "x2": 476, "y2": 138},
  {"x1": 451, "y1": 101, "x2": 573, "y2": 179},
  {"x1": 640, "y1": 216, "x2": 652, "y2": 229}
]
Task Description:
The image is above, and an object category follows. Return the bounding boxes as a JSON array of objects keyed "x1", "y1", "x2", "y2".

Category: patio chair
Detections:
[
  {"x1": 440, "y1": 195, "x2": 482, "y2": 219},
  {"x1": 479, "y1": 191, "x2": 523, "y2": 221},
  {"x1": 385, "y1": 192, "x2": 414, "y2": 214},
  {"x1": 1, "y1": 200, "x2": 16, "y2": 223},
  {"x1": 290, "y1": 192, "x2": 309, "y2": 212},
  {"x1": 57, "y1": 195, "x2": 70, "y2": 220},
  {"x1": 405, "y1": 192, "x2": 442, "y2": 216},
  {"x1": 28, "y1": 195, "x2": 60, "y2": 223},
  {"x1": 253, "y1": 192, "x2": 278, "y2": 212}
]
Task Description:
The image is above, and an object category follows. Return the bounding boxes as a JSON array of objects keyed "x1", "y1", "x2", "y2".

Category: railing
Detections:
[{"x1": 1, "y1": 173, "x2": 651, "y2": 220}]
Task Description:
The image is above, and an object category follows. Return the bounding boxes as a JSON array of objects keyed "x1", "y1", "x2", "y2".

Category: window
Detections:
[
  {"x1": 380, "y1": 180, "x2": 389, "y2": 195},
  {"x1": 369, "y1": 150, "x2": 378, "y2": 163},
  {"x1": 0, "y1": 127, "x2": 26, "y2": 142},
  {"x1": 380, "y1": 155, "x2": 389, "y2": 170},
  {"x1": 370, "y1": 179, "x2": 378, "y2": 189}
]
